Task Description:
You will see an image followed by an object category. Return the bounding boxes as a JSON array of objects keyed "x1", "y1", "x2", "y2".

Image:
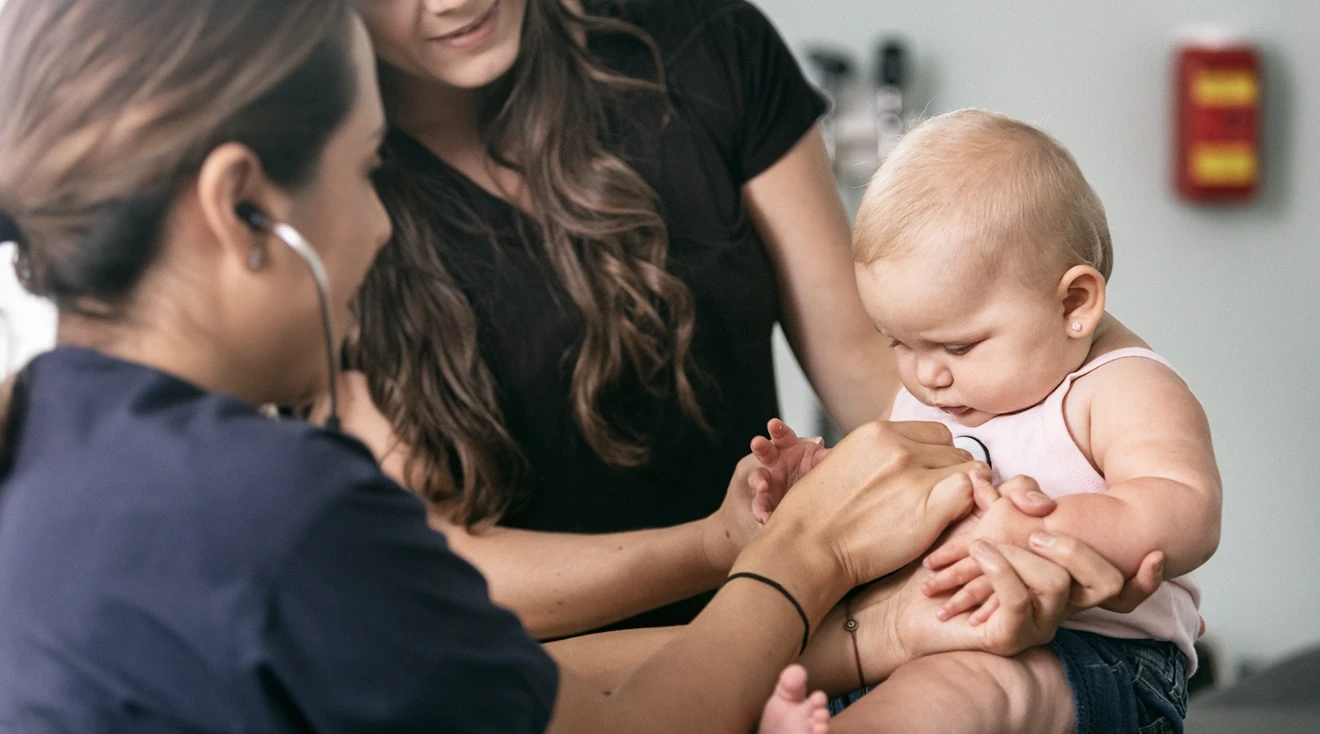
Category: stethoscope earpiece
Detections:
[
  {"x1": 234, "y1": 202, "x2": 340, "y2": 432},
  {"x1": 235, "y1": 201, "x2": 269, "y2": 232}
]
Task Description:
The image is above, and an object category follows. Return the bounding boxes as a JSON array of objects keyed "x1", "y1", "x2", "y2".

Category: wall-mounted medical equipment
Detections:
[
  {"x1": 1175, "y1": 31, "x2": 1262, "y2": 202},
  {"x1": 805, "y1": 37, "x2": 914, "y2": 189}
]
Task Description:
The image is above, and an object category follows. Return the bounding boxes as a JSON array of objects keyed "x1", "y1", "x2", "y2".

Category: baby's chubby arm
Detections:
[
  {"x1": 924, "y1": 358, "x2": 1218, "y2": 619},
  {"x1": 932, "y1": 358, "x2": 1221, "y2": 580},
  {"x1": 1048, "y1": 356, "x2": 1222, "y2": 579}
]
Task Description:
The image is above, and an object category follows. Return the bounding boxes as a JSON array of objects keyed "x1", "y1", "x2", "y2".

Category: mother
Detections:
[{"x1": 351, "y1": 0, "x2": 900, "y2": 637}]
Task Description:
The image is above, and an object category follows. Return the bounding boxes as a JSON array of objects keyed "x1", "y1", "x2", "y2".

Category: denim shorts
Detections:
[
  {"x1": 1049, "y1": 629, "x2": 1187, "y2": 733},
  {"x1": 828, "y1": 629, "x2": 1188, "y2": 733}
]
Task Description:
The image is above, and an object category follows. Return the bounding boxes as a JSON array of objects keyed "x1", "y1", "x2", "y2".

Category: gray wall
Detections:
[{"x1": 759, "y1": 0, "x2": 1320, "y2": 665}]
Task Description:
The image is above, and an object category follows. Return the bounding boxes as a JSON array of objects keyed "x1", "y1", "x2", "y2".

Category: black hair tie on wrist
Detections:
[
  {"x1": 0, "y1": 209, "x2": 24, "y2": 247},
  {"x1": 722, "y1": 572, "x2": 810, "y2": 656}
]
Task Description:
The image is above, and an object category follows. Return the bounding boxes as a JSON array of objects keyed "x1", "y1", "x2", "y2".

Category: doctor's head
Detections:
[{"x1": 0, "y1": 0, "x2": 392, "y2": 406}]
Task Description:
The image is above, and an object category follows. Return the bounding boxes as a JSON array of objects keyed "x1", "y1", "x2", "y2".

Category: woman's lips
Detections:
[{"x1": 431, "y1": 4, "x2": 499, "y2": 50}]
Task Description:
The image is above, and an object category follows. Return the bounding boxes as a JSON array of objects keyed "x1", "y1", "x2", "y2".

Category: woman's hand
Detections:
[
  {"x1": 1032, "y1": 532, "x2": 1166, "y2": 616},
  {"x1": 920, "y1": 475, "x2": 1050, "y2": 622},
  {"x1": 796, "y1": 541, "x2": 1067, "y2": 694},
  {"x1": 922, "y1": 475, "x2": 1166, "y2": 617},
  {"x1": 798, "y1": 511, "x2": 1167, "y2": 695},
  {"x1": 881, "y1": 530, "x2": 1161, "y2": 667},
  {"x1": 741, "y1": 421, "x2": 987, "y2": 608},
  {"x1": 804, "y1": 540, "x2": 1080, "y2": 692},
  {"x1": 894, "y1": 542, "x2": 1074, "y2": 659},
  {"x1": 701, "y1": 453, "x2": 778, "y2": 573},
  {"x1": 702, "y1": 417, "x2": 834, "y2": 574}
]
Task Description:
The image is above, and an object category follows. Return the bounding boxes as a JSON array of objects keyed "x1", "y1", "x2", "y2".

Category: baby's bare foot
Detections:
[{"x1": 760, "y1": 664, "x2": 830, "y2": 734}]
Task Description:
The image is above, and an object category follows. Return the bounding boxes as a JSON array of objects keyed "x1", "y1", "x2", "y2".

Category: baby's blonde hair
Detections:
[{"x1": 854, "y1": 109, "x2": 1112, "y2": 287}]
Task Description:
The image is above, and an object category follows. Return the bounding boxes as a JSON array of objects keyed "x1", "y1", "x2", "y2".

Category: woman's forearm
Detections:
[
  {"x1": 800, "y1": 585, "x2": 910, "y2": 695},
  {"x1": 741, "y1": 128, "x2": 902, "y2": 433},
  {"x1": 547, "y1": 535, "x2": 850, "y2": 734},
  {"x1": 547, "y1": 594, "x2": 911, "y2": 701},
  {"x1": 546, "y1": 626, "x2": 677, "y2": 694},
  {"x1": 436, "y1": 516, "x2": 725, "y2": 639},
  {"x1": 334, "y1": 371, "x2": 738, "y2": 639}
]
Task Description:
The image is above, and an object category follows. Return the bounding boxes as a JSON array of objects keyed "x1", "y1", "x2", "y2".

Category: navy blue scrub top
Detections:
[{"x1": 0, "y1": 348, "x2": 558, "y2": 732}]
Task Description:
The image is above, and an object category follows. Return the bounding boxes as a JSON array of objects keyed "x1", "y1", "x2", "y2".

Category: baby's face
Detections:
[{"x1": 856, "y1": 254, "x2": 1081, "y2": 427}]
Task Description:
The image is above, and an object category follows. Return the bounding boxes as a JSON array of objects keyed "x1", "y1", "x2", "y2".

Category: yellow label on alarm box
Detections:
[
  {"x1": 1192, "y1": 70, "x2": 1259, "y2": 108},
  {"x1": 1190, "y1": 143, "x2": 1258, "y2": 187}
]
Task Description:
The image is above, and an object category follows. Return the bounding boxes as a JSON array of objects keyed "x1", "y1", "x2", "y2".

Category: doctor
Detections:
[{"x1": 0, "y1": 1, "x2": 1159, "y2": 731}]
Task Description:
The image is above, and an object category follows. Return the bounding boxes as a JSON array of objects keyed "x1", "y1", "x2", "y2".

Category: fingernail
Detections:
[
  {"x1": 1027, "y1": 491, "x2": 1051, "y2": 504},
  {"x1": 973, "y1": 540, "x2": 993, "y2": 558},
  {"x1": 1154, "y1": 557, "x2": 1165, "y2": 577},
  {"x1": 936, "y1": 608, "x2": 949, "y2": 621},
  {"x1": 1030, "y1": 531, "x2": 1055, "y2": 548}
]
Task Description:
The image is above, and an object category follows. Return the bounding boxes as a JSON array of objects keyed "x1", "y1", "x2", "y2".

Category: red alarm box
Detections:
[{"x1": 1175, "y1": 35, "x2": 1262, "y2": 201}]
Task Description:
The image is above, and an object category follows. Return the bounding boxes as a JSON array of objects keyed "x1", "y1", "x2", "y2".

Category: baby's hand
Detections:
[
  {"x1": 748, "y1": 419, "x2": 831, "y2": 524},
  {"x1": 922, "y1": 473, "x2": 1048, "y2": 624}
]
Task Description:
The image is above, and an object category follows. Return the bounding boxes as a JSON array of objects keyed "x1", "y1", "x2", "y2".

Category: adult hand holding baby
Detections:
[
  {"x1": 923, "y1": 474, "x2": 1167, "y2": 621},
  {"x1": 701, "y1": 421, "x2": 926, "y2": 576},
  {"x1": 804, "y1": 517, "x2": 1167, "y2": 691},
  {"x1": 738, "y1": 419, "x2": 984, "y2": 605},
  {"x1": 699, "y1": 452, "x2": 794, "y2": 573},
  {"x1": 797, "y1": 533, "x2": 1158, "y2": 691},
  {"x1": 750, "y1": 419, "x2": 1166, "y2": 619}
]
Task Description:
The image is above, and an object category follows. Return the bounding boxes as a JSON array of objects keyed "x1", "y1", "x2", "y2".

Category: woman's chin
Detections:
[{"x1": 423, "y1": 44, "x2": 520, "y2": 91}]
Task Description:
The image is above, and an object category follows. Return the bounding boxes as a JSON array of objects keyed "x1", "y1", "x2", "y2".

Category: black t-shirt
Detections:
[
  {"x1": 0, "y1": 348, "x2": 558, "y2": 732},
  {"x1": 380, "y1": 0, "x2": 826, "y2": 629}
]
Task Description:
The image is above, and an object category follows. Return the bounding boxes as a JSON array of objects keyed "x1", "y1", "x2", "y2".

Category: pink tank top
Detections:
[{"x1": 891, "y1": 348, "x2": 1202, "y2": 671}]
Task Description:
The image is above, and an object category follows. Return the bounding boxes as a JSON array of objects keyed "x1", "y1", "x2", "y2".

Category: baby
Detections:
[{"x1": 753, "y1": 109, "x2": 1221, "y2": 732}]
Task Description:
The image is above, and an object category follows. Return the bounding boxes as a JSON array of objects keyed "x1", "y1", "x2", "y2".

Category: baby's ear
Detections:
[{"x1": 1057, "y1": 264, "x2": 1106, "y2": 339}]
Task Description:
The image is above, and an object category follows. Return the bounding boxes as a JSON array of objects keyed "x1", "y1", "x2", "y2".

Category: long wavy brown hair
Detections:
[{"x1": 352, "y1": 0, "x2": 709, "y2": 528}]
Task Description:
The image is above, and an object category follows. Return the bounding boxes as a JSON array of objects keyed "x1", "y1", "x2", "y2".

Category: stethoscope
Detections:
[
  {"x1": 227, "y1": 200, "x2": 1011, "y2": 456},
  {"x1": 236, "y1": 203, "x2": 341, "y2": 432},
  {"x1": 954, "y1": 435, "x2": 992, "y2": 468}
]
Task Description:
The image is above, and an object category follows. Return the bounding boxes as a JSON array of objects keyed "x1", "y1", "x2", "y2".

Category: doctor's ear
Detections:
[{"x1": 194, "y1": 142, "x2": 290, "y2": 271}]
